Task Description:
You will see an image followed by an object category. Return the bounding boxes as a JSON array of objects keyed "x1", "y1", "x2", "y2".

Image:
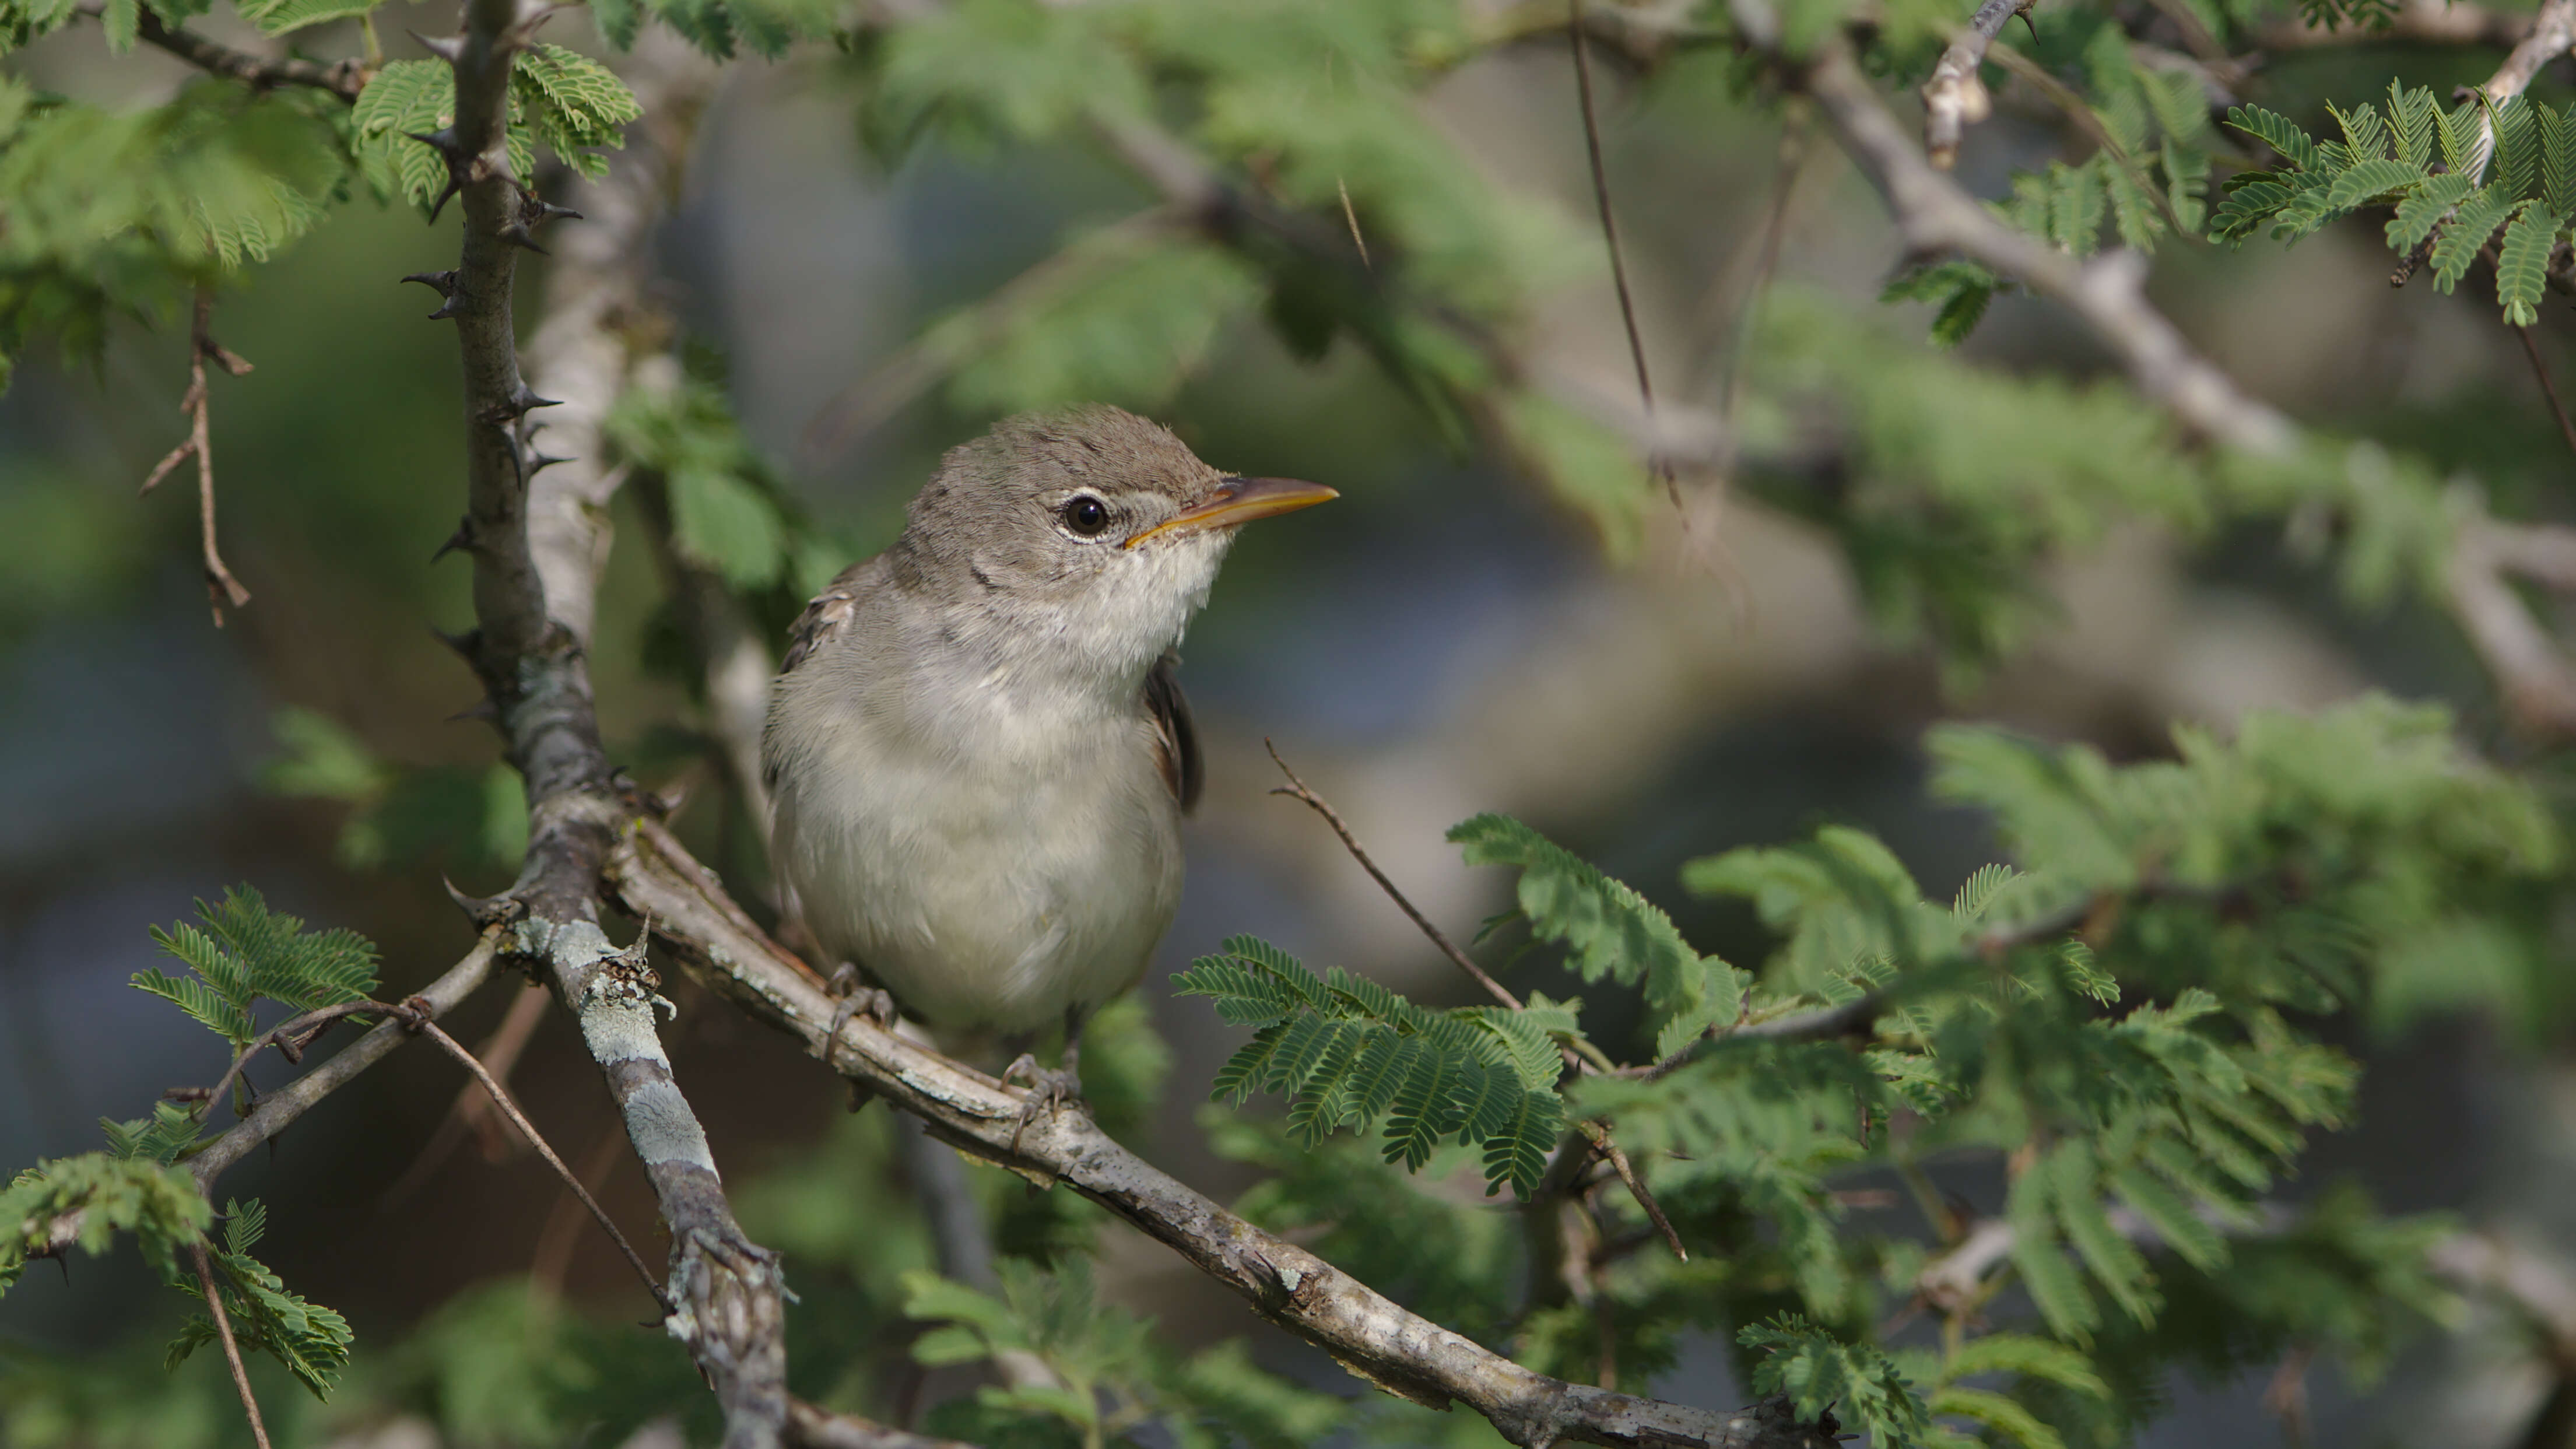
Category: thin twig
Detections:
[
  {"x1": 1263, "y1": 741, "x2": 1521, "y2": 1010},
  {"x1": 1573, "y1": 1120, "x2": 1687, "y2": 1262},
  {"x1": 377, "y1": 982, "x2": 550, "y2": 1213},
  {"x1": 406, "y1": 1013, "x2": 667, "y2": 1304},
  {"x1": 1569, "y1": 0, "x2": 1681, "y2": 512},
  {"x1": 2517, "y1": 325, "x2": 2576, "y2": 462},
  {"x1": 1338, "y1": 178, "x2": 1372, "y2": 268},
  {"x1": 190, "y1": 935, "x2": 501, "y2": 1186},
  {"x1": 194, "y1": 999, "x2": 398, "y2": 1118},
  {"x1": 188, "y1": 1236, "x2": 274, "y2": 1449},
  {"x1": 1260, "y1": 743, "x2": 1684, "y2": 1261},
  {"x1": 141, "y1": 290, "x2": 254, "y2": 624}
]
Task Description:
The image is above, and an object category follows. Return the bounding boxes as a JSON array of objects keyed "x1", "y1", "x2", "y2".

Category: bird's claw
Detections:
[
  {"x1": 825, "y1": 964, "x2": 897, "y2": 1049},
  {"x1": 1002, "y1": 1053, "x2": 1083, "y2": 1149}
]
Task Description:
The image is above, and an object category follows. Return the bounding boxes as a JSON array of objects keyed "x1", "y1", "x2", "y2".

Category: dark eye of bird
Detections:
[{"x1": 1061, "y1": 496, "x2": 1112, "y2": 537}]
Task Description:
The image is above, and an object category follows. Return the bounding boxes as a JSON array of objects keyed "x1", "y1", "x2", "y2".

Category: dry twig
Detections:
[
  {"x1": 2516, "y1": 325, "x2": 2576, "y2": 463},
  {"x1": 188, "y1": 1236, "x2": 273, "y2": 1449},
  {"x1": 1920, "y1": 0, "x2": 2028, "y2": 167},
  {"x1": 141, "y1": 290, "x2": 255, "y2": 624},
  {"x1": 1570, "y1": 0, "x2": 1682, "y2": 511}
]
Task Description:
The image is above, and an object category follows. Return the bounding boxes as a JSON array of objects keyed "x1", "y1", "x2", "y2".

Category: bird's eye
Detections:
[{"x1": 1061, "y1": 495, "x2": 1112, "y2": 537}]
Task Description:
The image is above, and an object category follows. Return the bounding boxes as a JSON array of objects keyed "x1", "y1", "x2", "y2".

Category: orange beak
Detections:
[{"x1": 1122, "y1": 476, "x2": 1339, "y2": 549}]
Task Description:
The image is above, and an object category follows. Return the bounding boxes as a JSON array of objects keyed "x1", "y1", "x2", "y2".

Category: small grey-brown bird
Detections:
[{"x1": 763, "y1": 405, "x2": 1335, "y2": 1108}]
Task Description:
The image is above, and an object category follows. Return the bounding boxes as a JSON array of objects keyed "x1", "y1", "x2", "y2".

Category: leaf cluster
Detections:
[
  {"x1": 1174, "y1": 934, "x2": 1570, "y2": 1195},
  {"x1": 134, "y1": 885, "x2": 379, "y2": 1053},
  {"x1": 2214, "y1": 82, "x2": 2576, "y2": 323}
]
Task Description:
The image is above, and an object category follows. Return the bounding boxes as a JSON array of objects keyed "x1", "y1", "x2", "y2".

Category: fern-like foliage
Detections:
[
  {"x1": 1742, "y1": 1313, "x2": 1937, "y2": 1447},
  {"x1": 0, "y1": 1154, "x2": 208, "y2": 1293},
  {"x1": 165, "y1": 1198, "x2": 353, "y2": 1399},
  {"x1": 901, "y1": 1259, "x2": 1343, "y2": 1448},
  {"x1": 1448, "y1": 813, "x2": 1745, "y2": 1057},
  {"x1": 135, "y1": 885, "x2": 379, "y2": 1053},
  {"x1": 1174, "y1": 935, "x2": 1568, "y2": 1194},
  {"x1": 350, "y1": 47, "x2": 639, "y2": 212},
  {"x1": 2213, "y1": 82, "x2": 2576, "y2": 321},
  {"x1": 0, "y1": 78, "x2": 345, "y2": 385}
]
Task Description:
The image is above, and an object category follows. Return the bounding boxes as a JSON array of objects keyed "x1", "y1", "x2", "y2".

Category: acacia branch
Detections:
[
  {"x1": 412, "y1": 8, "x2": 784, "y2": 1445},
  {"x1": 190, "y1": 931, "x2": 501, "y2": 1185},
  {"x1": 139, "y1": 291, "x2": 255, "y2": 624},
  {"x1": 607, "y1": 819, "x2": 1828, "y2": 1449},
  {"x1": 76, "y1": 5, "x2": 370, "y2": 100},
  {"x1": 1733, "y1": 0, "x2": 2576, "y2": 742},
  {"x1": 1921, "y1": 0, "x2": 2028, "y2": 168}
]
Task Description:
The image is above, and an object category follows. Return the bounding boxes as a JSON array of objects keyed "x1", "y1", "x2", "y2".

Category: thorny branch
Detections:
[
  {"x1": 1920, "y1": 0, "x2": 2029, "y2": 167},
  {"x1": 610, "y1": 815, "x2": 1834, "y2": 1449},
  {"x1": 407, "y1": 5, "x2": 786, "y2": 1445},
  {"x1": 140, "y1": 290, "x2": 256, "y2": 624},
  {"x1": 1745, "y1": 0, "x2": 2576, "y2": 741},
  {"x1": 76, "y1": 3, "x2": 370, "y2": 100}
]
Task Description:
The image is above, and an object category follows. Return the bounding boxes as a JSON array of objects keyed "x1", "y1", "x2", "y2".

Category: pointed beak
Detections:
[{"x1": 1122, "y1": 476, "x2": 1338, "y2": 549}]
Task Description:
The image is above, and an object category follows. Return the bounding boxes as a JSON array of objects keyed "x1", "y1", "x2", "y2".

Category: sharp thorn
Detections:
[
  {"x1": 497, "y1": 220, "x2": 549, "y2": 255},
  {"x1": 426, "y1": 176, "x2": 464, "y2": 224},
  {"x1": 532, "y1": 201, "x2": 583, "y2": 227},
  {"x1": 401, "y1": 269, "x2": 459, "y2": 296},
  {"x1": 431, "y1": 518, "x2": 475, "y2": 562},
  {"x1": 403, "y1": 127, "x2": 465, "y2": 160},
  {"x1": 524, "y1": 453, "x2": 571, "y2": 475},
  {"x1": 442, "y1": 876, "x2": 525, "y2": 928},
  {"x1": 428, "y1": 293, "x2": 469, "y2": 320},
  {"x1": 408, "y1": 28, "x2": 466, "y2": 62},
  {"x1": 430, "y1": 624, "x2": 482, "y2": 661},
  {"x1": 447, "y1": 697, "x2": 500, "y2": 724},
  {"x1": 513, "y1": 387, "x2": 563, "y2": 415}
]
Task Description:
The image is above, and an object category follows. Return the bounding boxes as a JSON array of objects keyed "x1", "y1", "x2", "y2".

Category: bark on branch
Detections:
[
  {"x1": 606, "y1": 818, "x2": 1832, "y2": 1449},
  {"x1": 1921, "y1": 0, "x2": 2028, "y2": 168},
  {"x1": 416, "y1": 6, "x2": 784, "y2": 1446}
]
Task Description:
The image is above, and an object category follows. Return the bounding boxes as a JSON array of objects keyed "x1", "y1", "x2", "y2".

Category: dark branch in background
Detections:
[
  {"x1": 76, "y1": 3, "x2": 370, "y2": 100},
  {"x1": 1568, "y1": 0, "x2": 1680, "y2": 509},
  {"x1": 782, "y1": 1402, "x2": 974, "y2": 1449},
  {"x1": 2515, "y1": 327, "x2": 2576, "y2": 462},
  {"x1": 1921, "y1": 0, "x2": 2028, "y2": 167},
  {"x1": 405, "y1": 1009, "x2": 665, "y2": 1300},
  {"x1": 410, "y1": 4, "x2": 785, "y2": 1444},
  {"x1": 378, "y1": 981, "x2": 549, "y2": 1209},
  {"x1": 139, "y1": 290, "x2": 255, "y2": 624},
  {"x1": 188, "y1": 1236, "x2": 273, "y2": 1449}
]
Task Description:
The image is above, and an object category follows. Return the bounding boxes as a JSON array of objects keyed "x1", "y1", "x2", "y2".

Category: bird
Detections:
[{"x1": 762, "y1": 405, "x2": 1336, "y2": 1117}]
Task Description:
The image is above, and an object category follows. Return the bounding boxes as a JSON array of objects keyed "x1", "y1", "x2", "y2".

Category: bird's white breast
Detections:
[{"x1": 770, "y1": 636, "x2": 1184, "y2": 1036}]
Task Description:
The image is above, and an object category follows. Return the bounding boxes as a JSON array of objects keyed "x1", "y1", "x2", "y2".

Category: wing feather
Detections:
[{"x1": 1143, "y1": 650, "x2": 1202, "y2": 813}]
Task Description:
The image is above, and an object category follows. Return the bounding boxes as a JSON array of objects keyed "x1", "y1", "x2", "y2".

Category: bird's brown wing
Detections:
[
  {"x1": 779, "y1": 560, "x2": 880, "y2": 676},
  {"x1": 1143, "y1": 650, "x2": 1202, "y2": 813}
]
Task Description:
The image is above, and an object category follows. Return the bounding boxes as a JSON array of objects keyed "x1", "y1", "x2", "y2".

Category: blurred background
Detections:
[{"x1": 3, "y1": 2, "x2": 2574, "y2": 1444}]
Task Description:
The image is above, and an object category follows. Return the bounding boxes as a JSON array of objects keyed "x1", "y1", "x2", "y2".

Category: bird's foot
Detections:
[
  {"x1": 825, "y1": 964, "x2": 897, "y2": 1049},
  {"x1": 1001, "y1": 1054, "x2": 1084, "y2": 1149}
]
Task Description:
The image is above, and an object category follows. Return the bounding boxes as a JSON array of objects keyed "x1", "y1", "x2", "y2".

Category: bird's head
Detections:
[{"x1": 898, "y1": 405, "x2": 1336, "y2": 689}]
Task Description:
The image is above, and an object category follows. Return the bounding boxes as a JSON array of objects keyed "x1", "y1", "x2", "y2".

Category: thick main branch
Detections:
[{"x1": 609, "y1": 819, "x2": 1830, "y2": 1449}]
